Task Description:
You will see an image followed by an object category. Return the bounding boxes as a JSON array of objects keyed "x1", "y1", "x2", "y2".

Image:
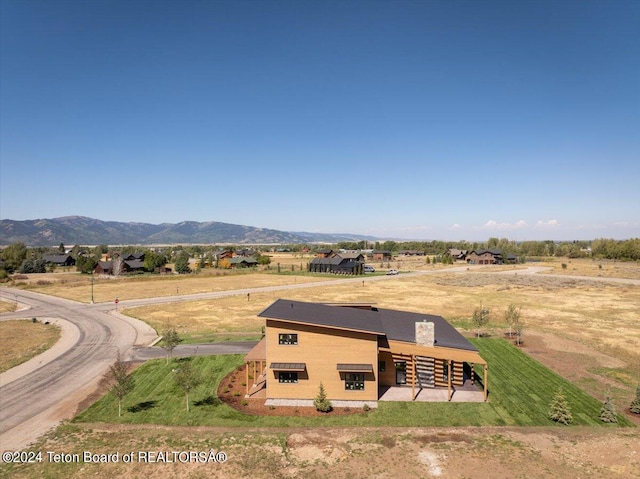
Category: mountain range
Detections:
[{"x1": 0, "y1": 216, "x2": 377, "y2": 247}]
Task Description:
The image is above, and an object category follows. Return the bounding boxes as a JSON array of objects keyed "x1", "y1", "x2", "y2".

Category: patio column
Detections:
[
  {"x1": 471, "y1": 364, "x2": 475, "y2": 385},
  {"x1": 411, "y1": 355, "x2": 416, "y2": 401},
  {"x1": 483, "y1": 364, "x2": 488, "y2": 401},
  {"x1": 245, "y1": 362, "x2": 249, "y2": 396},
  {"x1": 447, "y1": 360, "x2": 452, "y2": 401}
]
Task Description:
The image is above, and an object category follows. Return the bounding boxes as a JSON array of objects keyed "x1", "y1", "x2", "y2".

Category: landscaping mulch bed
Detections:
[{"x1": 217, "y1": 365, "x2": 366, "y2": 417}]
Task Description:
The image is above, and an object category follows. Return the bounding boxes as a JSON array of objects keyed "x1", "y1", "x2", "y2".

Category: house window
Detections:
[
  {"x1": 378, "y1": 360, "x2": 386, "y2": 372},
  {"x1": 278, "y1": 333, "x2": 298, "y2": 345},
  {"x1": 345, "y1": 373, "x2": 365, "y2": 390},
  {"x1": 278, "y1": 372, "x2": 298, "y2": 383}
]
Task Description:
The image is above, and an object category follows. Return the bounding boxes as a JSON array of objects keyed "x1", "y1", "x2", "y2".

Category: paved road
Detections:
[
  {"x1": 0, "y1": 289, "x2": 156, "y2": 451},
  {"x1": 1, "y1": 266, "x2": 638, "y2": 450}
]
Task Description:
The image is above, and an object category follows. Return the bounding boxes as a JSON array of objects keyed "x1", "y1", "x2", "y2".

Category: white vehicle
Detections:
[
  {"x1": 386, "y1": 269, "x2": 398, "y2": 275},
  {"x1": 364, "y1": 265, "x2": 375, "y2": 273}
]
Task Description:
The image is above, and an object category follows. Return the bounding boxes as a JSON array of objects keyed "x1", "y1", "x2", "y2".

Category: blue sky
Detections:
[{"x1": 1, "y1": 0, "x2": 638, "y2": 241}]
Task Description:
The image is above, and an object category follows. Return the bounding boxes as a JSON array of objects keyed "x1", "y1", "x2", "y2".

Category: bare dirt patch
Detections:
[{"x1": 7, "y1": 424, "x2": 639, "y2": 479}]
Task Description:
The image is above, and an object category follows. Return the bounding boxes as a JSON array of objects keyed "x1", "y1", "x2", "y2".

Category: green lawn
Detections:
[{"x1": 75, "y1": 338, "x2": 634, "y2": 427}]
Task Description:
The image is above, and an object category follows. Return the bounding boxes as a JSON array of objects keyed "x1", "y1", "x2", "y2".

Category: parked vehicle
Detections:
[
  {"x1": 386, "y1": 269, "x2": 398, "y2": 275},
  {"x1": 364, "y1": 265, "x2": 375, "y2": 273}
]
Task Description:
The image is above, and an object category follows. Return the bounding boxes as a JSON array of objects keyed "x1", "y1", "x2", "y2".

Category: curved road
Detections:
[{"x1": 1, "y1": 266, "x2": 638, "y2": 450}]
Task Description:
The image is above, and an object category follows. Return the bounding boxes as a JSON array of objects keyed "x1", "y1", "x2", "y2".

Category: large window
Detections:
[
  {"x1": 278, "y1": 333, "x2": 298, "y2": 345},
  {"x1": 278, "y1": 372, "x2": 298, "y2": 383},
  {"x1": 345, "y1": 373, "x2": 365, "y2": 390}
]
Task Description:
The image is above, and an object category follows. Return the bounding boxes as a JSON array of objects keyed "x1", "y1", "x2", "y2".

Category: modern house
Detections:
[
  {"x1": 466, "y1": 249, "x2": 516, "y2": 265},
  {"x1": 42, "y1": 254, "x2": 76, "y2": 267},
  {"x1": 244, "y1": 300, "x2": 487, "y2": 404},
  {"x1": 372, "y1": 250, "x2": 393, "y2": 261},
  {"x1": 308, "y1": 252, "x2": 365, "y2": 275},
  {"x1": 446, "y1": 249, "x2": 468, "y2": 261},
  {"x1": 229, "y1": 256, "x2": 258, "y2": 268}
]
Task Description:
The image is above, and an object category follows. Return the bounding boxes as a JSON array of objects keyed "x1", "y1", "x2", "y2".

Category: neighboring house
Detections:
[
  {"x1": 446, "y1": 249, "x2": 468, "y2": 261},
  {"x1": 398, "y1": 250, "x2": 425, "y2": 256},
  {"x1": 122, "y1": 253, "x2": 145, "y2": 262},
  {"x1": 244, "y1": 300, "x2": 488, "y2": 404},
  {"x1": 93, "y1": 260, "x2": 145, "y2": 275},
  {"x1": 124, "y1": 259, "x2": 145, "y2": 272},
  {"x1": 229, "y1": 257, "x2": 258, "y2": 268},
  {"x1": 43, "y1": 254, "x2": 76, "y2": 267},
  {"x1": 94, "y1": 261, "x2": 113, "y2": 275},
  {"x1": 316, "y1": 249, "x2": 336, "y2": 258},
  {"x1": 372, "y1": 250, "x2": 393, "y2": 261},
  {"x1": 236, "y1": 249, "x2": 255, "y2": 257},
  {"x1": 308, "y1": 252, "x2": 365, "y2": 275},
  {"x1": 466, "y1": 249, "x2": 516, "y2": 265},
  {"x1": 214, "y1": 250, "x2": 234, "y2": 260}
]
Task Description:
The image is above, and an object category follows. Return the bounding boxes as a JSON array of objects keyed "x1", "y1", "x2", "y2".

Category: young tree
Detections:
[
  {"x1": 513, "y1": 315, "x2": 525, "y2": 346},
  {"x1": 160, "y1": 327, "x2": 181, "y2": 364},
  {"x1": 109, "y1": 351, "x2": 135, "y2": 417},
  {"x1": 58, "y1": 242, "x2": 66, "y2": 254},
  {"x1": 174, "y1": 360, "x2": 202, "y2": 412},
  {"x1": 472, "y1": 307, "x2": 490, "y2": 338},
  {"x1": 630, "y1": 385, "x2": 640, "y2": 414},
  {"x1": 548, "y1": 388, "x2": 572, "y2": 425},
  {"x1": 504, "y1": 304, "x2": 520, "y2": 338},
  {"x1": 599, "y1": 395, "x2": 618, "y2": 423},
  {"x1": 313, "y1": 382, "x2": 332, "y2": 413}
]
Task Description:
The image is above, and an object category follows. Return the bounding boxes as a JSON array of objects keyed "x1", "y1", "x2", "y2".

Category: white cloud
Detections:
[
  {"x1": 482, "y1": 219, "x2": 528, "y2": 230},
  {"x1": 451, "y1": 224, "x2": 461, "y2": 229},
  {"x1": 535, "y1": 219, "x2": 559, "y2": 227}
]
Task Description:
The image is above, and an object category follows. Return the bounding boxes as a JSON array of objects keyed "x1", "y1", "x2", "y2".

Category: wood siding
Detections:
[{"x1": 266, "y1": 319, "x2": 379, "y2": 401}]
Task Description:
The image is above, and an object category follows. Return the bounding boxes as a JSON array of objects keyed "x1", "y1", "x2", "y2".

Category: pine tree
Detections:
[
  {"x1": 599, "y1": 396, "x2": 618, "y2": 423},
  {"x1": 629, "y1": 385, "x2": 640, "y2": 414},
  {"x1": 548, "y1": 388, "x2": 572, "y2": 425},
  {"x1": 313, "y1": 382, "x2": 332, "y2": 413}
]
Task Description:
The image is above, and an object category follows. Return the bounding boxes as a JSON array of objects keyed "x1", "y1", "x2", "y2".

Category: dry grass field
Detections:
[
  {"x1": 0, "y1": 300, "x2": 16, "y2": 313},
  {"x1": 0, "y1": 319, "x2": 60, "y2": 373},
  {"x1": 11, "y1": 269, "x2": 335, "y2": 303}
]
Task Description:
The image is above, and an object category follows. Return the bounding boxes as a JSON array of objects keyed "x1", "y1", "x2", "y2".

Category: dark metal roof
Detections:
[
  {"x1": 259, "y1": 299, "x2": 478, "y2": 352},
  {"x1": 269, "y1": 362, "x2": 306, "y2": 371}
]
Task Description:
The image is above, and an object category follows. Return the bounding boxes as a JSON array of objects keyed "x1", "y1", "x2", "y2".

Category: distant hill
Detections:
[{"x1": 0, "y1": 216, "x2": 376, "y2": 246}]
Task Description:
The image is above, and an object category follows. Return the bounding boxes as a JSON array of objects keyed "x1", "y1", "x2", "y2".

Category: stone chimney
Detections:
[{"x1": 415, "y1": 321, "x2": 434, "y2": 347}]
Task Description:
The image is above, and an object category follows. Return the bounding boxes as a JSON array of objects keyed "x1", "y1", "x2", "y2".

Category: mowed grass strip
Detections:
[
  {"x1": 0, "y1": 320, "x2": 61, "y2": 373},
  {"x1": 75, "y1": 339, "x2": 633, "y2": 427}
]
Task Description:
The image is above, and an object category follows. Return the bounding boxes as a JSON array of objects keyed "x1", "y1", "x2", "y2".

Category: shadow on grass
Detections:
[
  {"x1": 128, "y1": 401, "x2": 157, "y2": 413},
  {"x1": 194, "y1": 395, "x2": 222, "y2": 407}
]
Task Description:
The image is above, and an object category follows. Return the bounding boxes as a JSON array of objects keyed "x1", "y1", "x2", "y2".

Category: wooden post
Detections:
[
  {"x1": 471, "y1": 364, "x2": 475, "y2": 385},
  {"x1": 484, "y1": 364, "x2": 488, "y2": 401},
  {"x1": 447, "y1": 360, "x2": 452, "y2": 401},
  {"x1": 411, "y1": 355, "x2": 416, "y2": 401},
  {"x1": 245, "y1": 362, "x2": 249, "y2": 396}
]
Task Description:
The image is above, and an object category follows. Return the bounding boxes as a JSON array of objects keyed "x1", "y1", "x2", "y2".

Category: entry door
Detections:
[{"x1": 395, "y1": 361, "x2": 407, "y2": 385}]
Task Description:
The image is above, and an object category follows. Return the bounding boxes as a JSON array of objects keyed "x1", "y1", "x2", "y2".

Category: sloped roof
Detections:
[
  {"x1": 259, "y1": 299, "x2": 477, "y2": 352},
  {"x1": 43, "y1": 254, "x2": 73, "y2": 263}
]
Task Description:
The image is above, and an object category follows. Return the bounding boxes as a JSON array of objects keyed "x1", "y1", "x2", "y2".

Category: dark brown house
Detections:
[{"x1": 372, "y1": 250, "x2": 393, "y2": 261}]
